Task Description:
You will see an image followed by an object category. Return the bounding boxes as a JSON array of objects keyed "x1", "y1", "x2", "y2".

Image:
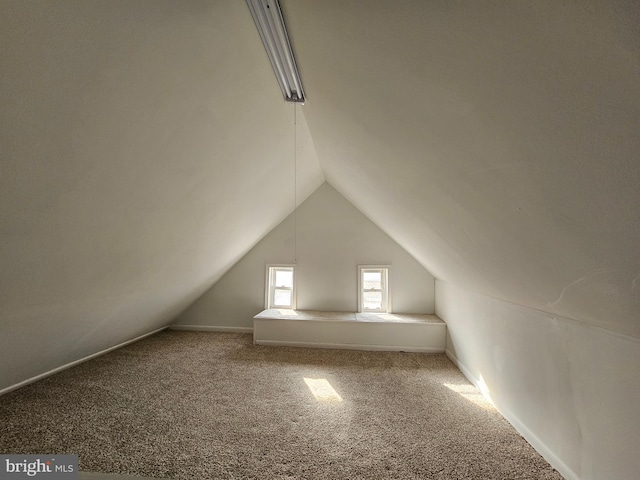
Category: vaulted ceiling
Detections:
[
  {"x1": 1, "y1": 0, "x2": 638, "y2": 388},
  {"x1": 283, "y1": 0, "x2": 640, "y2": 337}
]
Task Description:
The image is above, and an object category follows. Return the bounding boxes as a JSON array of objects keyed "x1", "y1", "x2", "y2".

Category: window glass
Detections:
[
  {"x1": 274, "y1": 289, "x2": 292, "y2": 306},
  {"x1": 359, "y1": 266, "x2": 389, "y2": 313},
  {"x1": 275, "y1": 270, "x2": 293, "y2": 288},
  {"x1": 363, "y1": 271, "x2": 381, "y2": 290},
  {"x1": 363, "y1": 291, "x2": 382, "y2": 310},
  {"x1": 267, "y1": 265, "x2": 295, "y2": 309}
]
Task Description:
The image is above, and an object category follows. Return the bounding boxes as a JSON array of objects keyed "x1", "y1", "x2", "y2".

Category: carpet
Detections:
[{"x1": 0, "y1": 331, "x2": 563, "y2": 479}]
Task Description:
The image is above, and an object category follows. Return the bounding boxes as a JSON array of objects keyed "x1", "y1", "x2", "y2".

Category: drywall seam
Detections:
[
  {"x1": 255, "y1": 339, "x2": 444, "y2": 353},
  {"x1": 445, "y1": 349, "x2": 579, "y2": 480},
  {"x1": 169, "y1": 325, "x2": 253, "y2": 333},
  {"x1": 437, "y1": 280, "x2": 640, "y2": 345},
  {"x1": 0, "y1": 326, "x2": 168, "y2": 397},
  {"x1": 546, "y1": 268, "x2": 613, "y2": 308}
]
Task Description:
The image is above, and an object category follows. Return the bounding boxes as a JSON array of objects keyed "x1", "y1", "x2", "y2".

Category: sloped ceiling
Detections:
[
  {"x1": 283, "y1": 0, "x2": 640, "y2": 337},
  {"x1": 0, "y1": 0, "x2": 323, "y2": 389},
  {"x1": 1, "y1": 0, "x2": 638, "y2": 390}
]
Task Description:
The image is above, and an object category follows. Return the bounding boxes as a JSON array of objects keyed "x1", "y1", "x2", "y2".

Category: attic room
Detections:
[{"x1": 1, "y1": 1, "x2": 639, "y2": 479}]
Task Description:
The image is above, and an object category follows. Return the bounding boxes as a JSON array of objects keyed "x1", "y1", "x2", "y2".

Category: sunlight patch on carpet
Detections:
[
  {"x1": 443, "y1": 382, "x2": 494, "y2": 410},
  {"x1": 303, "y1": 378, "x2": 342, "y2": 402}
]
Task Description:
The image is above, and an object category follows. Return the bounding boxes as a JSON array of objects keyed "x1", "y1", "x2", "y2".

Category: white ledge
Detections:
[
  {"x1": 254, "y1": 309, "x2": 445, "y2": 324},
  {"x1": 253, "y1": 309, "x2": 446, "y2": 353}
]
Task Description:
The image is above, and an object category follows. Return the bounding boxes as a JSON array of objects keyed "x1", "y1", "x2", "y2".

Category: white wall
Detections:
[
  {"x1": 0, "y1": 1, "x2": 323, "y2": 393},
  {"x1": 287, "y1": 0, "x2": 640, "y2": 339},
  {"x1": 174, "y1": 183, "x2": 435, "y2": 328},
  {"x1": 436, "y1": 280, "x2": 640, "y2": 480}
]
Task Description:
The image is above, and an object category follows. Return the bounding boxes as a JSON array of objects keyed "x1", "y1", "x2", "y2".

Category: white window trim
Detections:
[
  {"x1": 265, "y1": 264, "x2": 296, "y2": 309},
  {"x1": 358, "y1": 265, "x2": 391, "y2": 313}
]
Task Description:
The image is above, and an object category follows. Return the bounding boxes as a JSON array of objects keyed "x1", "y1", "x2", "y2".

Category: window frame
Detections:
[
  {"x1": 358, "y1": 265, "x2": 390, "y2": 313},
  {"x1": 265, "y1": 264, "x2": 296, "y2": 309}
]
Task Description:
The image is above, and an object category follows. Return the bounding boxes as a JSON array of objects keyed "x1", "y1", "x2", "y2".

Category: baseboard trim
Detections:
[
  {"x1": 169, "y1": 325, "x2": 253, "y2": 333},
  {"x1": 445, "y1": 349, "x2": 480, "y2": 388},
  {"x1": 256, "y1": 339, "x2": 444, "y2": 353},
  {"x1": 445, "y1": 349, "x2": 579, "y2": 480},
  {"x1": 0, "y1": 327, "x2": 167, "y2": 397}
]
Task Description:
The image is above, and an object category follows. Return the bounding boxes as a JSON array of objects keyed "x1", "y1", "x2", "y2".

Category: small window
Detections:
[
  {"x1": 266, "y1": 265, "x2": 296, "y2": 309},
  {"x1": 358, "y1": 266, "x2": 389, "y2": 313}
]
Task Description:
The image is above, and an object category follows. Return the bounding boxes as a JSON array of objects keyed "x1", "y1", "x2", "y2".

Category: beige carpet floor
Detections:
[
  {"x1": 0, "y1": 331, "x2": 563, "y2": 479},
  {"x1": 79, "y1": 472, "x2": 168, "y2": 480}
]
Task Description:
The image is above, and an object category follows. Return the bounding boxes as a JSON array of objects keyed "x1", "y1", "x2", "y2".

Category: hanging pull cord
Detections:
[{"x1": 294, "y1": 102, "x2": 297, "y2": 264}]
